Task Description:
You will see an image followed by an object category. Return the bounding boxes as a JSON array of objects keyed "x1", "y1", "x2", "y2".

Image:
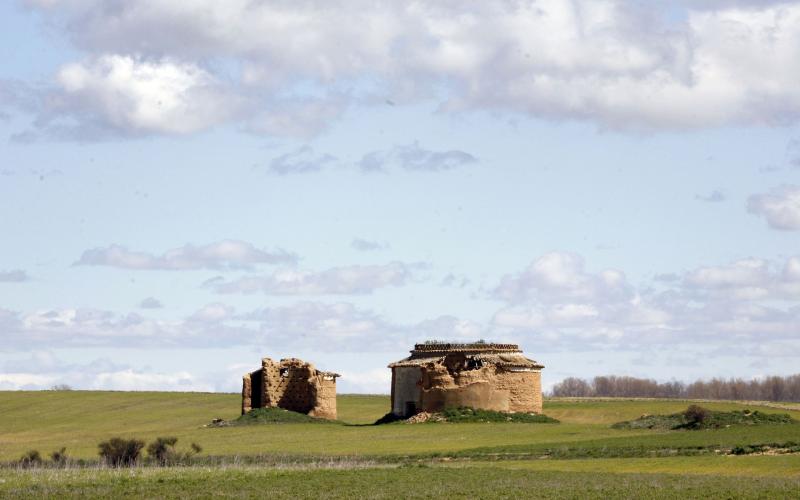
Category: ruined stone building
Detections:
[
  {"x1": 242, "y1": 357, "x2": 340, "y2": 420},
  {"x1": 388, "y1": 342, "x2": 544, "y2": 418}
]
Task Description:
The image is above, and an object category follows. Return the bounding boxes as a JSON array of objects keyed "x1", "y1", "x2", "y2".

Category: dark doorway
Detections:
[
  {"x1": 250, "y1": 370, "x2": 263, "y2": 409},
  {"x1": 404, "y1": 401, "x2": 417, "y2": 417}
]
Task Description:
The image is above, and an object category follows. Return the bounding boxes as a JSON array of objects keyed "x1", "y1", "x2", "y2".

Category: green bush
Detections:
[
  {"x1": 233, "y1": 407, "x2": 331, "y2": 425},
  {"x1": 98, "y1": 437, "x2": 145, "y2": 467},
  {"x1": 18, "y1": 450, "x2": 41, "y2": 468},
  {"x1": 614, "y1": 406, "x2": 796, "y2": 431},
  {"x1": 50, "y1": 447, "x2": 68, "y2": 466},
  {"x1": 147, "y1": 437, "x2": 178, "y2": 465},
  {"x1": 683, "y1": 405, "x2": 710, "y2": 428}
]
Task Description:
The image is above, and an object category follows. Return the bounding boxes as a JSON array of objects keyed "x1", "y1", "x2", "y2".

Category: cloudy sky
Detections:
[{"x1": 2, "y1": 0, "x2": 800, "y2": 393}]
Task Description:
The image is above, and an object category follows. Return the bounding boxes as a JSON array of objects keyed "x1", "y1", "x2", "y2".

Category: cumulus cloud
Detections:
[
  {"x1": 748, "y1": 185, "x2": 800, "y2": 230},
  {"x1": 0, "y1": 269, "x2": 29, "y2": 282},
  {"x1": 0, "y1": 353, "x2": 214, "y2": 391},
  {"x1": 493, "y1": 252, "x2": 632, "y2": 305},
  {"x1": 18, "y1": 0, "x2": 800, "y2": 137},
  {"x1": 268, "y1": 145, "x2": 337, "y2": 175},
  {"x1": 359, "y1": 143, "x2": 477, "y2": 172},
  {"x1": 48, "y1": 55, "x2": 238, "y2": 137},
  {"x1": 351, "y1": 238, "x2": 389, "y2": 252},
  {"x1": 0, "y1": 299, "x2": 413, "y2": 351},
  {"x1": 0, "y1": 304, "x2": 250, "y2": 349},
  {"x1": 490, "y1": 252, "x2": 800, "y2": 349},
  {"x1": 682, "y1": 257, "x2": 800, "y2": 300},
  {"x1": 75, "y1": 240, "x2": 297, "y2": 270},
  {"x1": 212, "y1": 262, "x2": 416, "y2": 295},
  {"x1": 241, "y1": 301, "x2": 406, "y2": 349}
]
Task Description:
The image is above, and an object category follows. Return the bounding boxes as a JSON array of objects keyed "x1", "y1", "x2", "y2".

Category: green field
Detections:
[{"x1": 1, "y1": 391, "x2": 799, "y2": 498}]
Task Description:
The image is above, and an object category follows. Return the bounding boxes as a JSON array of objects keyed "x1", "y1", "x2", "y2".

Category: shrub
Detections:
[
  {"x1": 50, "y1": 447, "x2": 68, "y2": 466},
  {"x1": 98, "y1": 437, "x2": 145, "y2": 467},
  {"x1": 19, "y1": 450, "x2": 42, "y2": 468},
  {"x1": 146, "y1": 437, "x2": 203, "y2": 465},
  {"x1": 683, "y1": 405, "x2": 710, "y2": 427},
  {"x1": 147, "y1": 437, "x2": 178, "y2": 465}
]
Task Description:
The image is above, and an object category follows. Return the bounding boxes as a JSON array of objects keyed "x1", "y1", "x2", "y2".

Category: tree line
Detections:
[{"x1": 551, "y1": 374, "x2": 800, "y2": 402}]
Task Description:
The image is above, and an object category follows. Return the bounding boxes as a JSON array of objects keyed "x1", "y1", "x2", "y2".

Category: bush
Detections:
[
  {"x1": 234, "y1": 407, "x2": 330, "y2": 425},
  {"x1": 683, "y1": 405, "x2": 710, "y2": 427},
  {"x1": 50, "y1": 447, "x2": 68, "y2": 466},
  {"x1": 98, "y1": 437, "x2": 145, "y2": 467},
  {"x1": 146, "y1": 437, "x2": 203, "y2": 465},
  {"x1": 147, "y1": 437, "x2": 178, "y2": 465},
  {"x1": 19, "y1": 450, "x2": 42, "y2": 468}
]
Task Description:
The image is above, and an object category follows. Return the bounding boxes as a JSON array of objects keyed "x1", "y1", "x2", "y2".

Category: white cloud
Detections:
[
  {"x1": 240, "y1": 301, "x2": 411, "y2": 351},
  {"x1": 490, "y1": 252, "x2": 800, "y2": 349},
  {"x1": 52, "y1": 55, "x2": 238, "y2": 135},
  {"x1": 0, "y1": 353, "x2": 214, "y2": 391},
  {"x1": 336, "y1": 368, "x2": 392, "y2": 394},
  {"x1": 685, "y1": 258, "x2": 770, "y2": 289},
  {"x1": 212, "y1": 262, "x2": 415, "y2": 295},
  {"x1": 0, "y1": 304, "x2": 251, "y2": 349},
  {"x1": 493, "y1": 252, "x2": 632, "y2": 304},
  {"x1": 748, "y1": 185, "x2": 800, "y2": 230},
  {"x1": 19, "y1": 0, "x2": 800, "y2": 136},
  {"x1": 76, "y1": 240, "x2": 297, "y2": 270}
]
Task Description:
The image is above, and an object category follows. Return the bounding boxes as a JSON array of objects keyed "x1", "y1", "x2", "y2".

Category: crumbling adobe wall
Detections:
[
  {"x1": 417, "y1": 353, "x2": 541, "y2": 414},
  {"x1": 241, "y1": 357, "x2": 337, "y2": 420},
  {"x1": 493, "y1": 370, "x2": 542, "y2": 413}
]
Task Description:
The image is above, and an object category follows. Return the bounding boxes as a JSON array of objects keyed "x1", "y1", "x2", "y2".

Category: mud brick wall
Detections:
[{"x1": 242, "y1": 357, "x2": 338, "y2": 419}]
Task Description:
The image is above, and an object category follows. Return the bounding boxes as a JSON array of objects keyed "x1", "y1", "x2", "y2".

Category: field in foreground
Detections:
[{"x1": 1, "y1": 391, "x2": 799, "y2": 497}]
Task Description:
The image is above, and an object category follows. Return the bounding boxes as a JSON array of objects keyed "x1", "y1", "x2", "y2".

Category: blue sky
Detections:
[{"x1": 1, "y1": 0, "x2": 799, "y2": 393}]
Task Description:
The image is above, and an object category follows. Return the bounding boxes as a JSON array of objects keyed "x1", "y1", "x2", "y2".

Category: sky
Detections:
[{"x1": 1, "y1": 0, "x2": 799, "y2": 394}]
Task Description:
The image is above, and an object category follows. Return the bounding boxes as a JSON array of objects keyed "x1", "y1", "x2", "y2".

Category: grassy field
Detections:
[{"x1": 1, "y1": 391, "x2": 799, "y2": 497}]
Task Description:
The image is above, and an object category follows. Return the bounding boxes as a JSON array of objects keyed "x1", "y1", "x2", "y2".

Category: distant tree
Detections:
[
  {"x1": 551, "y1": 377, "x2": 592, "y2": 397},
  {"x1": 50, "y1": 384, "x2": 72, "y2": 391},
  {"x1": 549, "y1": 374, "x2": 800, "y2": 403}
]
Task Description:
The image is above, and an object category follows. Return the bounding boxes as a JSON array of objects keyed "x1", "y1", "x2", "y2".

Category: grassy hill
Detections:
[{"x1": 1, "y1": 391, "x2": 799, "y2": 497}]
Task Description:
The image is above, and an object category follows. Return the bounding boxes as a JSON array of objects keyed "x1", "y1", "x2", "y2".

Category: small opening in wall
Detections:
[{"x1": 280, "y1": 368, "x2": 288, "y2": 378}]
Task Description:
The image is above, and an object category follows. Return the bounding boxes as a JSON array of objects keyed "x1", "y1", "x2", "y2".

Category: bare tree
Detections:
[{"x1": 549, "y1": 374, "x2": 800, "y2": 402}]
